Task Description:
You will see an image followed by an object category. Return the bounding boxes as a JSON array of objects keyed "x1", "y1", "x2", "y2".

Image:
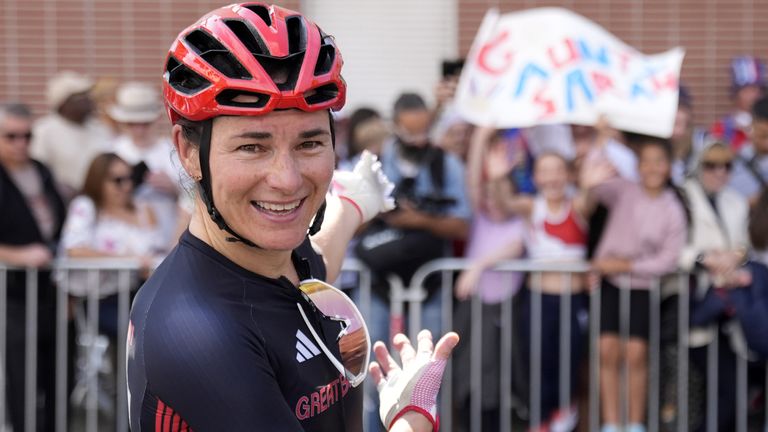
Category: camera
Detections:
[{"x1": 392, "y1": 177, "x2": 456, "y2": 215}]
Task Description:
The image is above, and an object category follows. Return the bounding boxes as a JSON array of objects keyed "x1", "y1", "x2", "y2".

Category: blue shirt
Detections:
[
  {"x1": 378, "y1": 138, "x2": 472, "y2": 221},
  {"x1": 730, "y1": 145, "x2": 768, "y2": 200}
]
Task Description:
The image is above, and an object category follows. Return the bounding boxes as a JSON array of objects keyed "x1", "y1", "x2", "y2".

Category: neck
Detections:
[
  {"x1": 58, "y1": 110, "x2": 86, "y2": 126},
  {"x1": 188, "y1": 207, "x2": 297, "y2": 283},
  {"x1": 130, "y1": 136, "x2": 153, "y2": 149},
  {"x1": 644, "y1": 185, "x2": 664, "y2": 197},
  {"x1": 1, "y1": 158, "x2": 31, "y2": 172},
  {"x1": 544, "y1": 196, "x2": 565, "y2": 212}
]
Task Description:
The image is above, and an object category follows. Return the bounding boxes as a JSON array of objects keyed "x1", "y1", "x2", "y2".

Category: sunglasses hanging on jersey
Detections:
[{"x1": 296, "y1": 279, "x2": 370, "y2": 388}]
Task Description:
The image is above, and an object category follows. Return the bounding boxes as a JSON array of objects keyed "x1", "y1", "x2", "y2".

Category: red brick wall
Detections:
[
  {"x1": 458, "y1": 0, "x2": 768, "y2": 128},
  {"x1": 2, "y1": 1, "x2": 766, "y2": 129},
  {"x1": 0, "y1": 1, "x2": 300, "y2": 116}
]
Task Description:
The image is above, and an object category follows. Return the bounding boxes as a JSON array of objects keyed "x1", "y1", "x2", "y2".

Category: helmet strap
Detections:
[{"x1": 197, "y1": 118, "x2": 260, "y2": 248}]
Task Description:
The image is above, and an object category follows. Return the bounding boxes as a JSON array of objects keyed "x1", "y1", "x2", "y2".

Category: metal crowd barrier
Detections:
[
  {"x1": 402, "y1": 258, "x2": 768, "y2": 432},
  {"x1": 2, "y1": 258, "x2": 767, "y2": 432},
  {"x1": 0, "y1": 259, "x2": 138, "y2": 432}
]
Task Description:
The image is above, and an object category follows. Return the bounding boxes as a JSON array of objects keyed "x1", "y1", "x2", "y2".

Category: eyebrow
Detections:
[
  {"x1": 299, "y1": 128, "x2": 331, "y2": 139},
  {"x1": 232, "y1": 128, "x2": 331, "y2": 140},
  {"x1": 233, "y1": 131, "x2": 272, "y2": 140}
]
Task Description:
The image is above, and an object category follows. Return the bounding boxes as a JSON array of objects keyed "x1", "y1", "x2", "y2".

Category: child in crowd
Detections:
[
  {"x1": 585, "y1": 137, "x2": 687, "y2": 432},
  {"x1": 457, "y1": 125, "x2": 593, "y2": 431}
]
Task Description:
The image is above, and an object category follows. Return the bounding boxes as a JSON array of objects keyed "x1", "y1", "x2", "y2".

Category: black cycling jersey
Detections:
[{"x1": 127, "y1": 230, "x2": 363, "y2": 431}]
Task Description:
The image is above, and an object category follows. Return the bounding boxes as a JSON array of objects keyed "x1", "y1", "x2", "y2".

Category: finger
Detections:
[
  {"x1": 416, "y1": 330, "x2": 434, "y2": 360},
  {"x1": 372, "y1": 341, "x2": 400, "y2": 376},
  {"x1": 368, "y1": 361, "x2": 386, "y2": 391},
  {"x1": 392, "y1": 333, "x2": 416, "y2": 368},
  {"x1": 433, "y1": 332, "x2": 460, "y2": 361}
]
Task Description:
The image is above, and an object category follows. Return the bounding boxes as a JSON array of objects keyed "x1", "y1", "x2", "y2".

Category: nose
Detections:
[{"x1": 264, "y1": 151, "x2": 302, "y2": 194}]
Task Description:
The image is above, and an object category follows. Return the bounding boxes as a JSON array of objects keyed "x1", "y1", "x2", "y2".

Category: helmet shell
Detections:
[{"x1": 163, "y1": 2, "x2": 346, "y2": 123}]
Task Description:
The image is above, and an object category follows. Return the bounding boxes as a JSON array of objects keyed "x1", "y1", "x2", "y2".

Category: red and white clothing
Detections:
[{"x1": 524, "y1": 196, "x2": 587, "y2": 264}]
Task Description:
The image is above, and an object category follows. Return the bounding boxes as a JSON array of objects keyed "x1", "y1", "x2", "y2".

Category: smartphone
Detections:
[
  {"x1": 441, "y1": 59, "x2": 465, "y2": 78},
  {"x1": 132, "y1": 161, "x2": 149, "y2": 188}
]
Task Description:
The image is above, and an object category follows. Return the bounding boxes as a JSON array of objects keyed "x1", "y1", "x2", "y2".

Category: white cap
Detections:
[
  {"x1": 47, "y1": 71, "x2": 94, "y2": 109},
  {"x1": 108, "y1": 82, "x2": 163, "y2": 124}
]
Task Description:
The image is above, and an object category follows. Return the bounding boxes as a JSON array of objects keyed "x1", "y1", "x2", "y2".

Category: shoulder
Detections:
[
  {"x1": 721, "y1": 187, "x2": 749, "y2": 212},
  {"x1": 442, "y1": 150, "x2": 466, "y2": 174},
  {"x1": 662, "y1": 189, "x2": 687, "y2": 220},
  {"x1": 68, "y1": 195, "x2": 97, "y2": 216},
  {"x1": 135, "y1": 249, "x2": 263, "y2": 361},
  {"x1": 30, "y1": 159, "x2": 55, "y2": 179}
]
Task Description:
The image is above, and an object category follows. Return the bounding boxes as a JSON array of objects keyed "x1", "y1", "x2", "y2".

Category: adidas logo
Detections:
[{"x1": 295, "y1": 329, "x2": 321, "y2": 363}]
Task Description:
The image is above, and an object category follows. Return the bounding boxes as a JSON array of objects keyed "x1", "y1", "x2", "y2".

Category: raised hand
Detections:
[{"x1": 369, "y1": 330, "x2": 460, "y2": 431}]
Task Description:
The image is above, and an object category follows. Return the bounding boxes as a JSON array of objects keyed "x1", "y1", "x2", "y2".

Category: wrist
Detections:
[
  {"x1": 337, "y1": 195, "x2": 364, "y2": 225},
  {"x1": 389, "y1": 408, "x2": 437, "y2": 432}
]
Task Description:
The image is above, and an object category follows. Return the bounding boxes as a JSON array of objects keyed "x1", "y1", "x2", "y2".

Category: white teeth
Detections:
[{"x1": 255, "y1": 200, "x2": 301, "y2": 212}]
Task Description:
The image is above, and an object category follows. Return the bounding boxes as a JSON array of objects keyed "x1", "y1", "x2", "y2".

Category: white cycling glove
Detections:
[
  {"x1": 377, "y1": 350, "x2": 447, "y2": 431},
  {"x1": 331, "y1": 150, "x2": 395, "y2": 224}
]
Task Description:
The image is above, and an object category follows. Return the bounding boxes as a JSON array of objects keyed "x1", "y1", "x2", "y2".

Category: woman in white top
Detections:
[
  {"x1": 60, "y1": 152, "x2": 162, "y2": 336},
  {"x1": 109, "y1": 82, "x2": 188, "y2": 251}
]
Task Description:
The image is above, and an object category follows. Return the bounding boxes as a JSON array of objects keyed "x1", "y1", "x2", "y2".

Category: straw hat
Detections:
[
  {"x1": 47, "y1": 71, "x2": 94, "y2": 109},
  {"x1": 108, "y1": 82, "x2": 163, "y2": 124}
]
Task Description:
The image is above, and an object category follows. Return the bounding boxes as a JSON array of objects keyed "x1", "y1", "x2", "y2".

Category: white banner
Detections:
[{"x1": 455, "y1": 8, "x2": 685, "y2": 138}]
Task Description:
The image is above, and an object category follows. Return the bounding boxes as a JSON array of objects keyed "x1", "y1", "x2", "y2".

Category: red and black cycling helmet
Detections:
[
  {"x1": 163, "y1": 2, "x2": 345, "y2": 122},
  {"x1": 162, "y1": 3, "x2": 346, "y2": 246}
]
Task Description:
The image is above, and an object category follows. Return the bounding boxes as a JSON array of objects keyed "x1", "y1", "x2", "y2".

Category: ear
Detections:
[{"x1": 172, "y1": 124, "x2": 201, "y2": 179}]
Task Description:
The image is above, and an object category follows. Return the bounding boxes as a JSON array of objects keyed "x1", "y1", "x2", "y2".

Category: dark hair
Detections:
[
  {"x1": 678, "y1": 84, "x2": 693, "y2": 110},
  {"x1": 635, "y1": 135, "x2": 691, "y2": 232},
  {"x1": 346, "y1": 107, "x2": 380, "y2": 157},
  {"x1": 177, "y1": 117, "x2": 204, "y2": 148},
  {"x1": 81, "y1": 152, "x2": 134, "y2": 210},
  {"x1": 750, "y1": 188, "x2": 768, "y2": 250},
  {"x1": 0, "y1": 102, "x2": 33, "y2": 123},
  {"x1": 752, "y1": 96, "x2": 768, "y2": 122},
  {"x1": 393, "y1": 92, "x2": 427, "y2": 121},
  {"x1": 634, "y1": 134, "x2": 674, "y2": 162}
]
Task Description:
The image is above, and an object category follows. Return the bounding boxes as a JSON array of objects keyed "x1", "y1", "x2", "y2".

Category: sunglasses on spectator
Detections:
[
  {"x1": 701, "y1": 161, "x2": 732, "y2": 171},
  {"x1": 108, "y1": 175, "x2": 133, "y2": 187},
  {"x1": 3, "y1": 131, "x2": 33, "y2": 141},
  {"x1": 296, "y1": 279, "x2": 370, "y2": 387}
]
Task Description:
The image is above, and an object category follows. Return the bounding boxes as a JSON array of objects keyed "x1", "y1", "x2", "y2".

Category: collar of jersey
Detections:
[{"x1": 180, "y1": 230, "x2": 313, "y2": 297}]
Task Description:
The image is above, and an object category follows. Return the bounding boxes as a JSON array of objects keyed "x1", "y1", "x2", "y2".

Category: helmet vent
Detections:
[
  {"x1": 314, "y1": 44, "x2": 335, "y2": 76},
  {"x1": 224, "y1": 20, "x2": 267, "y2": 56},
  {"x1": 185, "y1": 29, "x2": 253, "y2": 80},
  {"x1": 166, "y1": 56, "x2": 212, "y2": 94},
  {"x1": 285, "y1": 16, "x2": 306, "y2": 54},
  {"x1": 255, "y1": 53, "x2": 305, "y2": 91},
  {"x1": 215, "y1": 89, "x2": 270, "y2": 108},
  {"x1": 304, "y1": 83, "x2": 339, "y2": 105},
  {"x1": 243, "y1": 4, "x2": 272, "y2": 27}
]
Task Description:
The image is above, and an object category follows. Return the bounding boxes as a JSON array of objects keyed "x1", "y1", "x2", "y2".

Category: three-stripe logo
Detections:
[{"x1": 295, "y1": 329, "x2": 321, "y2": 363}]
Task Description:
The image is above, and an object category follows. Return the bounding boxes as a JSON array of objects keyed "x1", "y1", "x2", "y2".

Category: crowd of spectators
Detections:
[{"x1": 1, "y1": 53, "x2": 768, "y2": 432}]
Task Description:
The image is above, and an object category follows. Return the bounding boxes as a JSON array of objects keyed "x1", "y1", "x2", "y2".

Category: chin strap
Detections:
[
  {"x1": 196, "y1": 115, "x2": 332, "y2": 248},
  {"x1": 196, "y1": 118, "x2": 259, "y2": 247}
]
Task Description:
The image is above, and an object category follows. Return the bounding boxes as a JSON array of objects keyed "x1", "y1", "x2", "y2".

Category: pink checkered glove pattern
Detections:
[{"x1": 377, "y1": 354, "x2": 447, "y2": 430}]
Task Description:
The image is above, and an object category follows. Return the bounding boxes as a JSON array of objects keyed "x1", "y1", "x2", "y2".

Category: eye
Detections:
[
  {"x1": 297, "y1": 140, "x2": 325, "y2": 150},
  {"x1": 237, "y1": 144, "x2": 263, "y2": 152}
]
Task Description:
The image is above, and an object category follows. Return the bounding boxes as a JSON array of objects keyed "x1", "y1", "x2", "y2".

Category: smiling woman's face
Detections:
[{"x1": 206, "y1": 110, "x2": 335, "y2": 251}]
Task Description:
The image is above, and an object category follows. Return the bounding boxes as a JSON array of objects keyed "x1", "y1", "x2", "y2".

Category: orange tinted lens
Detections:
[{"x1": 299, "y1": 280, "x2": 370, "y2": 379}]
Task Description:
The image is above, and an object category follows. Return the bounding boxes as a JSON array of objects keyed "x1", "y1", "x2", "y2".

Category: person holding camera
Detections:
[{"x1": 354, "y1": 92, "x2": 470, "y2": 430}]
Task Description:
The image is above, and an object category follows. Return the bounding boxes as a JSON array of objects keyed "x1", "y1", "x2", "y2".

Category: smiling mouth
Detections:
[{"x1": 251, "y1": 199, "x2": 304, "y2": 216}]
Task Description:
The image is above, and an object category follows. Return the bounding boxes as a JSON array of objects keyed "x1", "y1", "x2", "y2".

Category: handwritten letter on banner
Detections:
[{"x1": 455, "y1": 8, "x2": 685, "y2": 138}]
